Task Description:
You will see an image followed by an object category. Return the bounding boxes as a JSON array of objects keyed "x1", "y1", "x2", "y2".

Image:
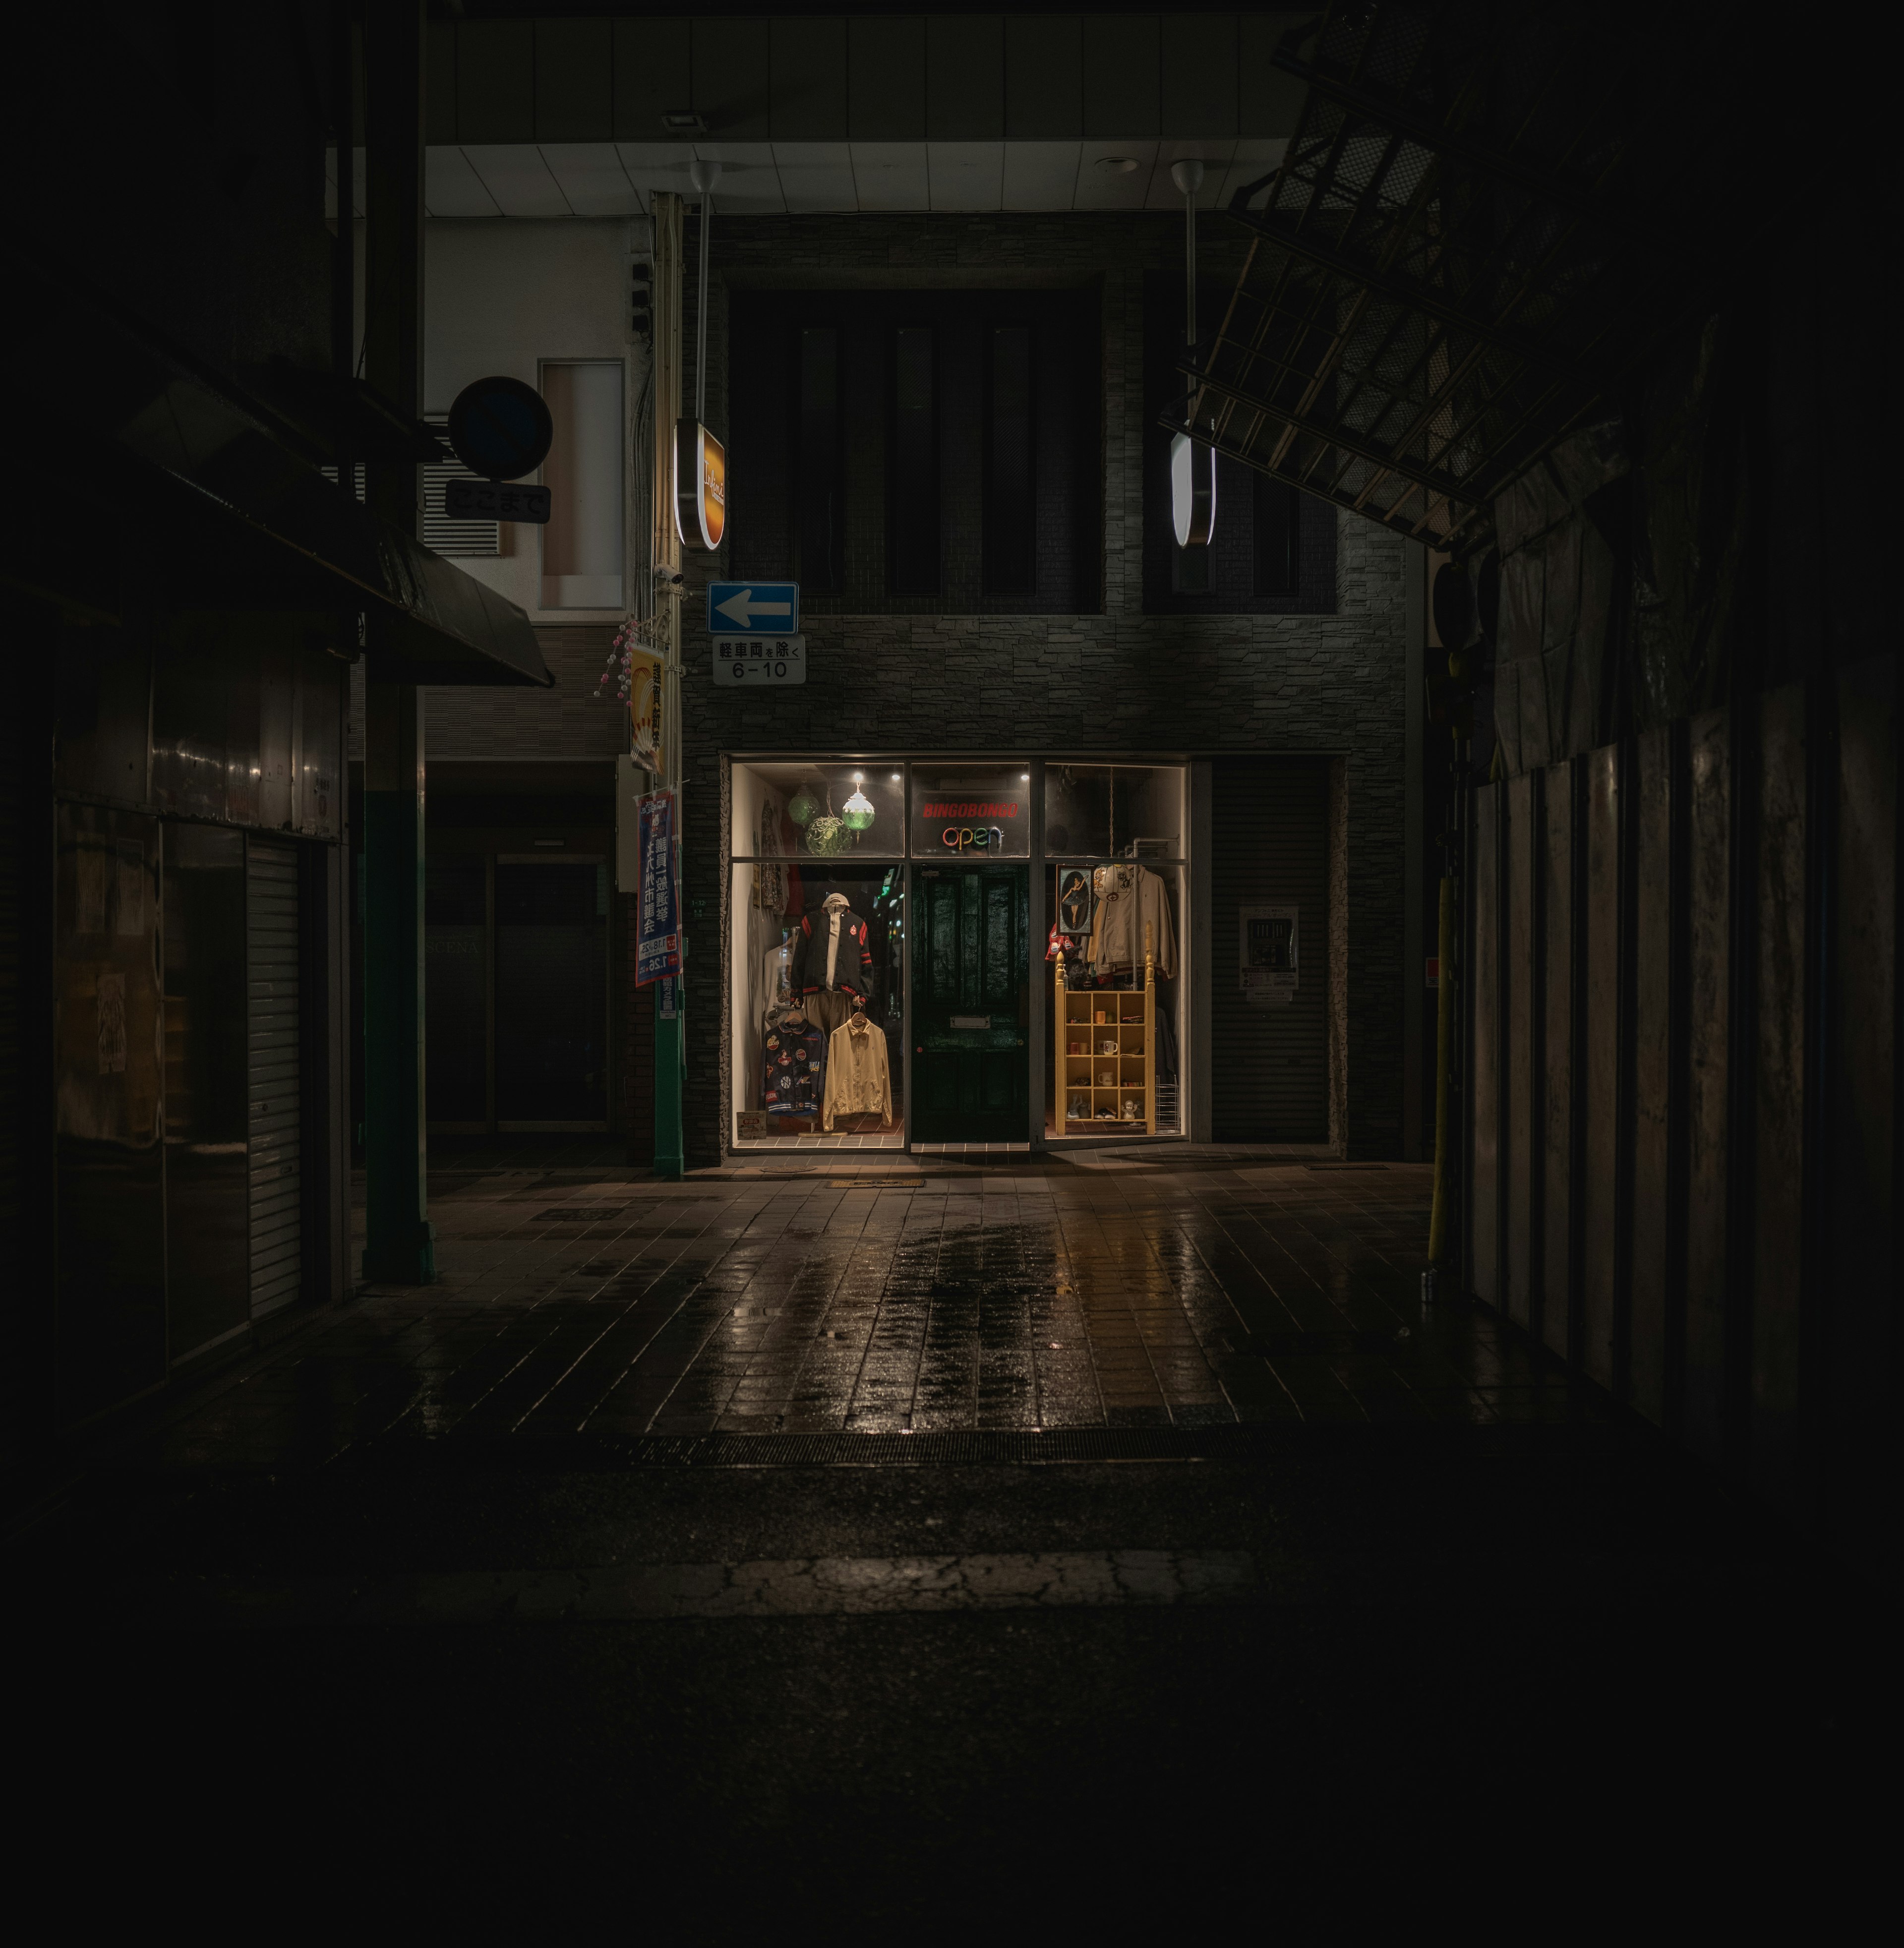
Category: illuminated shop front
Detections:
[{"x1": 726, "y1": 758, "x2": 1189, "y2": 1150}]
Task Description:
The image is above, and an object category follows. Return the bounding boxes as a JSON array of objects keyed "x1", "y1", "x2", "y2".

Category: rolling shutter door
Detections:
[
  {"x1": 247, "y1": 836, "x2": 301, "y2": 1314},
  {"x1": 1211, "y1": 759, "x2": 1330, "y2": 1141}
]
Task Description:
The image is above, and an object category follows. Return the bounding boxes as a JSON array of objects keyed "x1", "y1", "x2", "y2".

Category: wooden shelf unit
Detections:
[{"x1": 1055, "y1": 934, "x2": 1156, "y2": 1136}]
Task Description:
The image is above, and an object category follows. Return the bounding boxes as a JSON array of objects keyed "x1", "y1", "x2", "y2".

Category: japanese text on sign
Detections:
[
  {"x1": 636, "y1": 787, "x2": 681, "y2": 986},
  {"x1": 712, "y1": 635, "x2": 806, "y2": 684}
]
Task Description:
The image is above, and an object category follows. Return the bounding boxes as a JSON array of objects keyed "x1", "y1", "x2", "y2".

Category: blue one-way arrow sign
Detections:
[{"x1": 707, "y1": 581, "x2": 799, "y2": 634}]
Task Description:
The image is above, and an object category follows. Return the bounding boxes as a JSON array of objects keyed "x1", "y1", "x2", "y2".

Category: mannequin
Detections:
[{"x1": 792, "y1": 889, "x2": 874, "y2": 1035}]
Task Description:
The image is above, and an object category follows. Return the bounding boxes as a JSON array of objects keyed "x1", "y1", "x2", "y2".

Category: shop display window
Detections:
[
  {"x1": 1043, "y1": 764, "x2": 1183, "y2": 859},
  {"x1": 730, "y1": 862, "x2": 905, "y2": 1145},
  {"x1": 909, "y1": 763, "x2": 1031, "y2": 858},
  {"x1": 730, "y1": 759, "x2": 905, "y2": 864},
  {"x1": 725, "y1": 757, "x2": 1190, "y2": 1150},
  {"x1": 1043, "y1": 859, "x2": 1184, "y2": 1138}
]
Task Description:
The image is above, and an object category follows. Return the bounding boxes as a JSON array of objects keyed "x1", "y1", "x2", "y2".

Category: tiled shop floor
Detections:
[{"x1": 134, "y1": 1151, "x2": 1598, "y2": 1463}]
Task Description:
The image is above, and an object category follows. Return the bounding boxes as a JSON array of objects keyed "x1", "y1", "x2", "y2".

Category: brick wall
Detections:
[
  {"x1": 349, "y1": 626, "x2": 629, "y2": 764},
  {"x1": 679, "y1": 214, "x2": 1409, "y2": 1167}
]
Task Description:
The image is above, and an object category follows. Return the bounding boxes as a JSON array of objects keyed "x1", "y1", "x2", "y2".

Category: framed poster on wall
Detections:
[{"x1": 1239, "y1": 904, "x2": 1298, "y2": 1008}]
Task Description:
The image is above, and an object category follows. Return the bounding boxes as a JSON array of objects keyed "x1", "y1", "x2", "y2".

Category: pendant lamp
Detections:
[{"x1": 787, "y1": 784, "x2": 819, "y2": 825}]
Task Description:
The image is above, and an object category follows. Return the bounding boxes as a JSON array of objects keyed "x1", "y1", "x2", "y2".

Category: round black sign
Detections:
[{"x1": 446, "y1": 376, "x2": 554, "y2": 482}]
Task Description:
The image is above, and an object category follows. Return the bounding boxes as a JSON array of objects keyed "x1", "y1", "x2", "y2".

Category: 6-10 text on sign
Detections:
[{"x1": 714, "y1": 636, "x2": 805, "y2": 684}]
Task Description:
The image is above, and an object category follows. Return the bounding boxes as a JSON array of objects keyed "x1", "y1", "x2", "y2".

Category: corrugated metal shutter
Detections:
[
  {"x1": 1211, "y1": 759, "x2": 1330, "y2": 1141},
  {"x1": 247, "y1": 836, "x2": 302, "y2": 1315}
]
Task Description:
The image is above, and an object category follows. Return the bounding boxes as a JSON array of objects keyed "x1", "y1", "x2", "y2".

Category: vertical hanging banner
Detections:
[
  {"x1": 629, "y1": 645, "x2": 665, "y2": 775},
  {"x1": 636, "y1": 787, "x2": 682, "y2": 986}
]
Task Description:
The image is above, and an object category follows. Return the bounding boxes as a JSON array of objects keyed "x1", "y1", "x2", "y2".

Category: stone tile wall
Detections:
[{"x1": 680, "y1": 215, "x2": 1409, "y2": 1167}]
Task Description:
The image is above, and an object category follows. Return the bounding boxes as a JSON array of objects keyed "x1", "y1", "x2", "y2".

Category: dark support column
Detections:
[
  {"x1": 362, "y1": 682, "x2": 431, "y2": 1282},
  {"x1": 359, "y1": 0, "x2": 432, "y2": 1284},
  {"x1": 1403, "y1": 541, "x2": 1425, "y2": 1159}
]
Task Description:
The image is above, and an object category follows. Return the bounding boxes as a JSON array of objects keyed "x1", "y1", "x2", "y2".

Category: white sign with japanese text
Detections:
[{"x1": 712, "y1": 635, "x2": 805, "y2": 684}]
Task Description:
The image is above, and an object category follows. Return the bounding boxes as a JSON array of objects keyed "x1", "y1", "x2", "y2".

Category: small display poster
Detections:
[
  {"x1": 636, "y1": 788, "x2": 681, "y2": 986},
  {"x1": 1239, "y1": 904, "x2": 1298, "y2": 1009}
]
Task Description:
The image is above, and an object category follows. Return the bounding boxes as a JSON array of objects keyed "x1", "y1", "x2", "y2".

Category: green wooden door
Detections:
[{"x1": 910, "y1": 864, "x2": 1029, "y2": 1142}]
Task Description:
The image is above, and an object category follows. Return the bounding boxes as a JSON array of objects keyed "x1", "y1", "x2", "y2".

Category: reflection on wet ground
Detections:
[{"x1": 125, "y1": 1146, "x2": 1599, "y2": 1470}]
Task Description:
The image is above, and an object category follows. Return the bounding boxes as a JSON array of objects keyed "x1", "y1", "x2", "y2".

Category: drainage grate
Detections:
[{"x1": 534, "y1": 1208, "x2": 628, "y2": 1223}]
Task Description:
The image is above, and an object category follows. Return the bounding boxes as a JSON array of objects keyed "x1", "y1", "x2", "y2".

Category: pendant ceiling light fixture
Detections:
[
  {"x1": 842, "y1": 771, "x2": 876, "y2": 829},
  {"x1": 1169, "y1": 158, "x2": 1216, "y2": 549},
  {"x1": 675, "y1": 159, "x2": 728, "y2": 551}
]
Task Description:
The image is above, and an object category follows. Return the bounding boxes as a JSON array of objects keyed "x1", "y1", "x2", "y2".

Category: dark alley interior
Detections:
[{"x1": 2, "y1": 1, "x2": 1892, "y2": 1925}]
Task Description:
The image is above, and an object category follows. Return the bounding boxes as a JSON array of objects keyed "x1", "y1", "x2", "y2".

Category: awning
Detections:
[
  {"x1": 6, "y1": 250, "x2": 552, "y2": 688},
  {"x1": 1165, "y1": 3, "x2": 1762, "y2": 558}
]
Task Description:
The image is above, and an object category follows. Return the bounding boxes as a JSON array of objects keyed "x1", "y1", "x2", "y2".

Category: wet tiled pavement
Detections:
[
  {"x1": 21, "y1": 1139, "x2": 1888, "y2": 1927},
  {"x1": 130, "y1": 1147, "x2": 1590, "y2": 1467}
]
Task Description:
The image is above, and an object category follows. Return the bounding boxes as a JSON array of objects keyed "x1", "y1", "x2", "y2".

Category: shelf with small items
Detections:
[{"x1": 1054, "y1": 932, "x2": 1155, "y2": 1135}]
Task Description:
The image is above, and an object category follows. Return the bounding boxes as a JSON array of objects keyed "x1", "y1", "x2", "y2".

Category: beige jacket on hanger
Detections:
[
  {"x1": 822, "y1": 1010, "x2": 893, "y2": 1128},
  {"x1": 1086, "y1": 865, "x2": 1178, "y2": 979}
]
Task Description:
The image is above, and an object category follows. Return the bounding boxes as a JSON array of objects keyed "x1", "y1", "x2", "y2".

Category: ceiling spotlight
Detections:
[
  {"x1": 1096, "y1": 156, "x2": 1140, "y2": 175},
  {"x1": 661, "y1": 110, "x2": 706, "y2": 135},
  {"x1": 891, "y1": 772, "x2": 901, "y2": 781}
]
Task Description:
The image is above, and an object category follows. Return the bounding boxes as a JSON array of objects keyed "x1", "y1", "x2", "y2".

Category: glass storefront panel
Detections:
[
  {"x1": 1043, "y1": 763, "x2": 1184, "y2": 859},
  {"x1": 725, "y1": 756, "x2": 1190, "y2": 1150},
  {"x1": 1043, "y1": 860, "x2": 1184, "y2": 1137},
  {"x1": 729, "y1": 860, "x2": 905, "y2": 1143},
  {"x1": 909, "y1": 763, "x2": 1032, "y2": 858},
  {"x1": 731, "y1": 758, "x2": 905, "y2": 865}
]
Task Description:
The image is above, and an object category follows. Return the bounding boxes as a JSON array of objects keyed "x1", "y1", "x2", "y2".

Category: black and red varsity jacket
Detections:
[{"x1": 791, "y1": 909, "x2": 874, "y2": 997}]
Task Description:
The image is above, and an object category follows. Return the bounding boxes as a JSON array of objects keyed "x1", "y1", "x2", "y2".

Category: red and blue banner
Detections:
[{"x1": 635, "y1": 787, "x2": 680, "y2": 986}]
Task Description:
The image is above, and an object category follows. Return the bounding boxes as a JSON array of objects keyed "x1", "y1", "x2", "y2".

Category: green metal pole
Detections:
[{"x1": 654, "y1": 974, "x2": 685, "y2": 1180}]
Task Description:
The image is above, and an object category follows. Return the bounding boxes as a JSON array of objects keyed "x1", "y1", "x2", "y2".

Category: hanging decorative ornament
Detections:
[
  {"x1": 787, "y1": 784, "x2": 819, "y2": 826},
  {"x1": 842, "y1": 785, "x2": 876, "y2": 831},
  {"x1": 805, "y1": 815, "x2": 850, "y2": 856},
  {"x1": 804, "y1": 785, "x2": 850, "y2": 855}
]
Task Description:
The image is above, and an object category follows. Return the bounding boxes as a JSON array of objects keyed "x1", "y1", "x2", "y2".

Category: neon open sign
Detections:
[{"x1": 912, "y1": 790, "x2": 1027, "y2": 858}]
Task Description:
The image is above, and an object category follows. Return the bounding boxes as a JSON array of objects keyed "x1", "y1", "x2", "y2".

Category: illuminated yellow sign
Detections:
[{"x1": 675, "y1": 417, "x2": 727, "y2": 551}]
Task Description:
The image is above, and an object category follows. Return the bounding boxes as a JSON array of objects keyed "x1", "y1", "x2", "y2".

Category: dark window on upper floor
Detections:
[
  {"x1": 729, "y1": 288, "x2": 1101, "y2": 616},
  {"x1": 1145, "y1": 273, "x2": 1336, "y2": 616},
  {"x1": 795, "y1": 326, "x2": 845, "y2": 593},
  {"x1": 889, "y1": 325, "x2": 939, "y2": 595},
  {"x1": 985, "y1": 325, "x2": 1036, "y2": 595}
]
